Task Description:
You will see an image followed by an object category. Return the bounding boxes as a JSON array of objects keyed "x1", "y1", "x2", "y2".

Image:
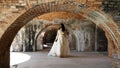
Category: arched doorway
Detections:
[
  {"x1": 0, "y1": 1, "x2": 120, "y2": 68},
  {"x1": 35, "y1": 23, "x2": 60, "y2": 51}
]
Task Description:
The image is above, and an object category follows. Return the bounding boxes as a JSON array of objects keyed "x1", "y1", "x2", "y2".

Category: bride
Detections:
[{"x1": 48, "y1": 23, "x2": 70, "y2": 57}]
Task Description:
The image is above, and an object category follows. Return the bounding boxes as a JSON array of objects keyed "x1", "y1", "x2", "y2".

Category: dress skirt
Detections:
[{"x1": 48, "y1": 30, "x2": 70, "y2": 57}]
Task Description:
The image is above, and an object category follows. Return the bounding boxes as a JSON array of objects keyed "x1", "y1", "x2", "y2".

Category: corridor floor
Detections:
[{"x1": 16, "y1": 51, "x2": 112, "y2": 68}]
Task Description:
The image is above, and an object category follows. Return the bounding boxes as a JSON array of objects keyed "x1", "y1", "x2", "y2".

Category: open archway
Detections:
[
  {"x1": 35, "y1": 23, "x2": 60, "y2": 51},
  {"x1": 0, "y1": 1, "x2": 120, "y2": 68}
]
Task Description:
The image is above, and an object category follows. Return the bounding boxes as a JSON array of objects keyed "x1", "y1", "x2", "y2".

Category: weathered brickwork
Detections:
[
  {"x1": 0, "y1": 0, "x2": 120, "y2": 68},
  {"x1": 102, "y1": 0, "x2": 120, "y2": 12}
]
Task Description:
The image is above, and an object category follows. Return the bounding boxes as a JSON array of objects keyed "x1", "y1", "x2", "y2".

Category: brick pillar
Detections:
[
  {"x1": 108, "y1": 38, "x2": 116, "y2": 57},
  {"x1": 112, "y1": 51, "x2": 120, "y2": 68},
  {"x1": 0, "y1": 50, "x2": 10, "y2": 68}
]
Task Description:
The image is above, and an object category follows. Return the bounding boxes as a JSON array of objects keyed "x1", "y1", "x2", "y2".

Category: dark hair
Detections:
[{"x1": 61, "y1": 23, "x2": 65, "y2": 32}]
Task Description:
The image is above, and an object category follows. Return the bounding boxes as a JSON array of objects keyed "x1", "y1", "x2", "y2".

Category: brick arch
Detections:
[
  {"x1": 0, "y1": 1, "x2": 120, "y2": 68},
  {"x1": 34, "y1": 24, "x2": 60, "y2": 51}
]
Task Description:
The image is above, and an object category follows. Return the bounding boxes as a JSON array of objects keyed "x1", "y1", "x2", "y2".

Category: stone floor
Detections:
[{"x1": 13, "y1": 50, "x2": 112, "y2": 68}]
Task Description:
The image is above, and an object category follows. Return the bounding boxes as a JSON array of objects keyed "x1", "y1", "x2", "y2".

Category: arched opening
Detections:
[
  {"x1": 43, "y1": 27, "x2": 57, "y2": 45},
  {"x1": 12, "y1": 18, "x2": 110, "y2": 68},
  {"x1": 36, "y1": 24, "x2": 60, "y2": 51},
  {"x1": 96, "y1": 27, "x2": 108, "y2": 52},
  {"x1": 35, "y1": 19, "x2": 108, "y2": 53},
  {"x1": 0, "y1": 1, "x2": 119, "y2": 68}
]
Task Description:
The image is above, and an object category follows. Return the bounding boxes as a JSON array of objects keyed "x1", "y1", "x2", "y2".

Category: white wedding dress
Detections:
[{"x1": 48, "y1": 29, "x2": 70, "y2": 57}]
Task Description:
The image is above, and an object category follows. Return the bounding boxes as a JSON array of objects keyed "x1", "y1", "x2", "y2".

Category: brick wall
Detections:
[{"x1": 102, "y1": 0, "x2": 120, "y2": 12}]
